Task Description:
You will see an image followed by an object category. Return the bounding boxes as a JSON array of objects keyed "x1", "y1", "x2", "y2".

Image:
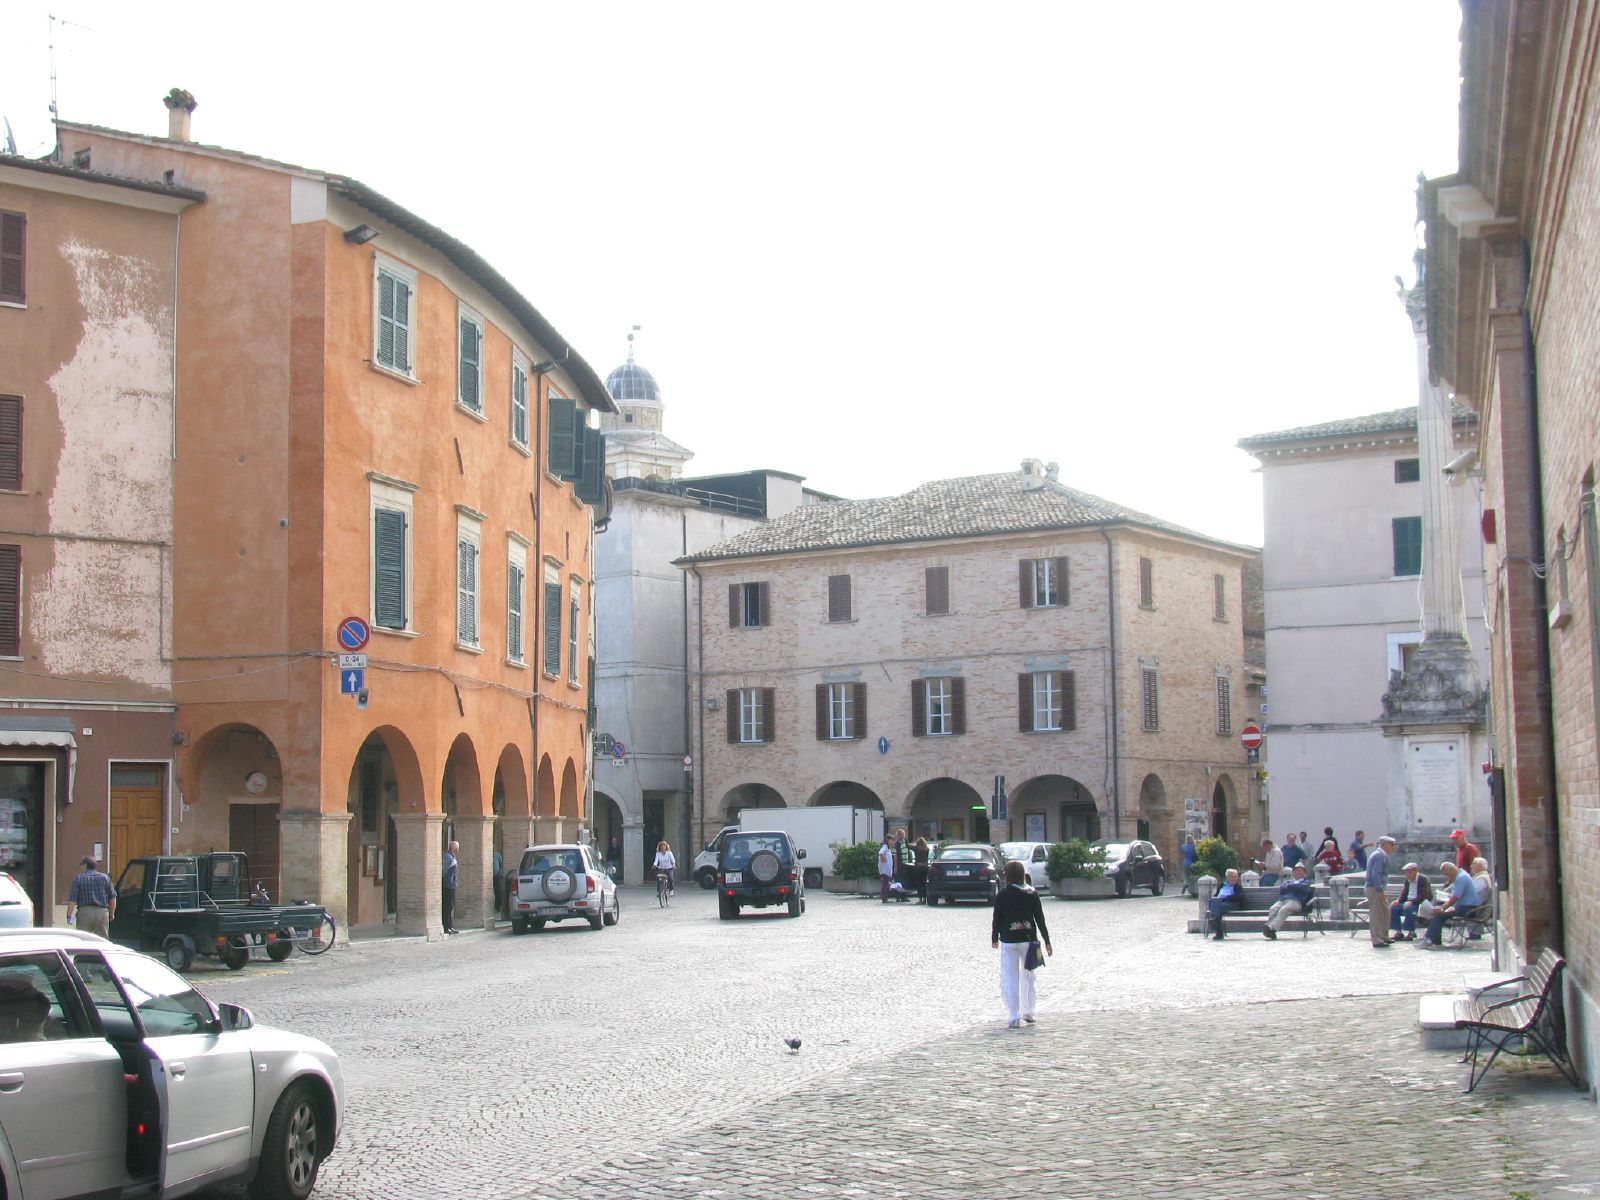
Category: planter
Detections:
[
  {"x1": 1053, "y1": 877, "x2": 1115, "y2": 899},
  {"x1": 823, "y1": 876, "x2": 880, "y2": 895}
]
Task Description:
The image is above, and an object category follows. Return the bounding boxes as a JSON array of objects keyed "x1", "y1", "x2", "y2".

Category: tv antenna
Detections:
[
  {"x1": 626, "y1": 324, "x2": 642, "y2": 361},
  {"x1": 49, "y1": 14, "x2": 94, "y2": 123}
]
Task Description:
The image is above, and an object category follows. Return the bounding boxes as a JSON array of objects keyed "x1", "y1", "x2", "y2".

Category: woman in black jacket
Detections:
[{"x1": 990, "y1": 860, "x2": 1053, "y2": 1027}]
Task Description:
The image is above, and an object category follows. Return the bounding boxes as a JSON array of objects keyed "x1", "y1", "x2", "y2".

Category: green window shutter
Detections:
[
  {"x1": 393, "y1": 277, "x2": 411, "y2": 372},
  {"x1": 376, "y1": 272, "x2": 397, "y2": 368},
  {"x1": 458, "y1": 316, "x2": 481, "y2": 410},
  {"x1": 577, "y1": 428, "x2": 606, "y2": 505},
  {"x1": 1392, "y1": 516, "x2": 1422, "y2": 576},
  {"x1": 548, "y1": 398, "x2": 578, "y2": 478},
  {"x1": 0, "y1": 212, "x2": 24, "y2": 304},
  {"x1": 507, "y1": 562, "x2": 524, "y2": 660},
  {"x1": 0, "y1": 543, "x2": 18, "y2": 657},
  {"x1": 373, "y1": 508, "x2": 407, "y2": 629},
  {"x1": 0, "y1": 395, "x2": 20, "y2": 491},
  {"x1": 543, "y1": 580, "x2": 562, "y2": 675},
  {"x1": 456, "y1": 539, "x2": 478, "y2": 645},
  {"x1": 512, "y1": 364, "x2": 529, "y2": 445}
]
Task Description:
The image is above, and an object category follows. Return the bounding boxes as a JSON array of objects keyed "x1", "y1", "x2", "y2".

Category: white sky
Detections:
[{"x1": 4, "y1": 2, "x2": 1462, "y2": 546}]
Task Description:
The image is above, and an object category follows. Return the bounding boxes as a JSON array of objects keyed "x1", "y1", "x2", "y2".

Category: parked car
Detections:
[
  {"x1": 996, "y1": 842, "x2": 1052, "y2": 892},
  {"x1": 1095, "y1": 839, "x2": 1167, "y2": 896},
  {"x1": 0, "y1": 873, "x2": 32, "y2": 929},
  {"x1": 717, "y1": 830, "x2": 806, "y2": 919},
  {"x1": 510, "y1": 844, "x2": 620, "y2": 933},
  {"x1": 0, "y1": 927, "x2": 342, "y2": 1199},
  {"x1": 927, "y1": 843, "x2": 1005, "y2": 905}
]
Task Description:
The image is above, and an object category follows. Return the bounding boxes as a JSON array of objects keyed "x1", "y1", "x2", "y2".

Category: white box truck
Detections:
[{"x1": 692, "y1": 805, "x2": 886, "y2": 889}]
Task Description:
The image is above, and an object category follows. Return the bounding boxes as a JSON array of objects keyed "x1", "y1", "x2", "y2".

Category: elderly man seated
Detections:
[
  {"x1": 1389, "y1": 862, "x2": 1433, "y2": 941},
  {"x1": 1207, "y1": 868, "x2": 1243, "y2": 941},
  {"x1": 1252, "y1": 838, "x2": 1284, "y2": 886},
  {"x1": 1261, "y1": 863, "x2": 1313, "y2": 940},
  {"x1": 1420, "y1": 861, "x2": 1477, "y2": 948}
]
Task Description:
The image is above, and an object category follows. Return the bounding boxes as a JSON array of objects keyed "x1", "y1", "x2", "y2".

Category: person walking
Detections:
[
  {"x1": 877, "y1": 835, "x2": 895, "y2": 903},
  {"x1": 66, "y1": 856, "x2": 116, "y2": 937},
  {"x1": 991, "y1": 859, "x2": 1052, "y2": 1028},
  {"x1": 441, "y1": 840, "x2": 460, "y2": 934},
  {"x1": 1365, "y1": 835, "x2": 1395, "y2": 948}
]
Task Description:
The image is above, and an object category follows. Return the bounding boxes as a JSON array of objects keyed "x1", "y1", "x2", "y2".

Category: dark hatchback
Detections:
[
  {"x1": 1096, "y1": 839, "x2": 1167, "y2": 896},
  {"x1": 718, "y1": 831, "x2": 806, "y2": 919},
  {"x1": 927, "y1": 843, "x2": 1004, "y2": 905}
]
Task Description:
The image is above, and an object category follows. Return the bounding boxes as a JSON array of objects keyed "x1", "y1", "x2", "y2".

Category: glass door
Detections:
[{"x1": 0, "y1": 763, "x2": 46, "y2": 919}]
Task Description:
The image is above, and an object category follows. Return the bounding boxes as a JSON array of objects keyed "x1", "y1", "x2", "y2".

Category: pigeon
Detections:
[{"x1": 783, "y1": 1037, "x2": 802, "y2": 1054}]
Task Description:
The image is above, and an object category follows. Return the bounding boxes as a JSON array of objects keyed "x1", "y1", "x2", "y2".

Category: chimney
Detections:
[
  {"x1": 1045, "y1": 462, "x2": 1060, "y2": 482},
  {"x1": 1021, "y1": 458, "x2": 1045, "y2": 491},
  {"x1": 163, "y1": 89, "x2": 197, "y2": 142}
]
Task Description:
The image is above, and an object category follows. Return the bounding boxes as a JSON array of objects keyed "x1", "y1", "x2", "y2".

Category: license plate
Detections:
[
  {"x1": 725, "y1": 871, "x2": 743, "y2": 883},
  {"x1": 948, "y1": 868, "x2": 971, "y2": 876}
]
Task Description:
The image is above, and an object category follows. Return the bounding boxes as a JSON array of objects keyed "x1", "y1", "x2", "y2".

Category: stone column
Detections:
[
  {"x1": 454, "y1": 815, "x2": 496, "y2": 929},
  {"x1": 278, "y1": 811, "x2": 353, "y2": 925},
  {"x1": 391, "y1": 811, "x2": 445, "y2": 939},
  {"x1": 623, "y1": 821, "x2": 646, "y2": 887},
  {"x1": 1406, "y1": 284, "x2": 1470, "y2": 641}
]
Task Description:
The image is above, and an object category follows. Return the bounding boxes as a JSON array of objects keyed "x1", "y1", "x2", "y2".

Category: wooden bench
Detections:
[{"x1": 1453, "y1": 947, "x2": 1584, "y2": 1093}]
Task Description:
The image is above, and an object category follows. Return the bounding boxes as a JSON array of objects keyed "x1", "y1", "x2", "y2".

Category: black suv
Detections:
[{"x1": 717, "y1": 830, "x2": 806, "y2": 919}]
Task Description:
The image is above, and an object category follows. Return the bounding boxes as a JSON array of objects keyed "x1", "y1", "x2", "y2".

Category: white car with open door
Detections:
[{"x1": 0, "y1": 928, "x2": 342, "y2": 1199}]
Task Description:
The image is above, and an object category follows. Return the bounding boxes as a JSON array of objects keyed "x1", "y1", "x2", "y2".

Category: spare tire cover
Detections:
[
  {"x1": 543, "y1": 868, "x2": 577, "y2": 902},
  {"x1": 749, "y1": 850, "x2": 783, "y2": 884}
]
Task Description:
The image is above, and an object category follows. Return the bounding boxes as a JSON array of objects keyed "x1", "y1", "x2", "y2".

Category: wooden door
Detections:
[
  {"x1": 109, "y1": 781, "x2": 164, "y2": 883},
  {"x1": 229, "y1": 804, "x2": 281, "y2": 901}
]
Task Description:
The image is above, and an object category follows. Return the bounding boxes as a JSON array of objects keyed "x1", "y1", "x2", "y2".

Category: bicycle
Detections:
[
  {"x1": 656, "y1": 871, "x2": 673, "y2": 908},
  {"x1": 289, "y1": 913, "x2": 338, "y2": 955}
]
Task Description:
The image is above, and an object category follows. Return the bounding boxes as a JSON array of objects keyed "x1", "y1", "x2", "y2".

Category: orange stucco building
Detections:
[{"x1": 35, "y1": 94, "x2": 612, "y2": 937}]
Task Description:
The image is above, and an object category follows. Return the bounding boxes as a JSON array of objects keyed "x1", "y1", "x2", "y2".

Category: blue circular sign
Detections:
[
  {"x1": 336, "y1": 616, "x2": 371, "y2": 651},
  {"x1": 877, "y1": 736, "x2": 890, "y2": 755}
]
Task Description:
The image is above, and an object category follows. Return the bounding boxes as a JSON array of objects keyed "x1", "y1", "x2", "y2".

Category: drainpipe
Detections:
[
  {"x1": 1518, "y1": 242, "x2": 1564, "y2": 952},
  {"x1": 690, "y1": 563, "x2": 707, "y2": 852},
  {"x1": 530, "y1": 378, "x2": 545, "y2": 831},
  {"x1": 681, "y1": 514, "x2": 693, "y2": 858},
  {"x1": 1099, "y1": 529, "x2": 1121, "y2": 837}
]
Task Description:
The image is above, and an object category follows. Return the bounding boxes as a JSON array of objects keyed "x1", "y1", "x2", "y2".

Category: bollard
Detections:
[
  {"x1": 1314, "y1": 861, "x2": 1330, "y2": 887},
  {"x1": 1330, "y1": 874, "x2": 1350, "y2": 921},
  {"x1": 1241, "y1": 869, "x2": 1261, "y2": 888},
  {"x1": 1197, "y1": 875, "x2": 1216, "y2": 930}
]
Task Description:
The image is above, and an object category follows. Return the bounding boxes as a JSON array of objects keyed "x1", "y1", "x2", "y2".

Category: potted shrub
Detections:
[
  {"x1": 1192, "y1": 836, "x2": 1238, "y2": 887},
  {"x1": 826, "y1": 840, "x2": 882, "y2": 894},
  {"x1": 1046, "y1": 839, "x2": 1113, "y2": 899}
]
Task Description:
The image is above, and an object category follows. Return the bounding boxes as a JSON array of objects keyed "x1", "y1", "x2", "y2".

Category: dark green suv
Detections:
[{"x1": 717, "y1": 831, "x2": 806, "y2": 919}]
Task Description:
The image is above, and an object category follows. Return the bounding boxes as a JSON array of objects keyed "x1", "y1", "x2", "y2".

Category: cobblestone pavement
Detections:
[{"x1": 183, "y1": 889, "x2": 1599, "y2": 1199}]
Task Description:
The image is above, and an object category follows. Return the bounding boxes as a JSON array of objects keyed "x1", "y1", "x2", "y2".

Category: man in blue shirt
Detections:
[
  {"x1": 1262, "y1": 863, "x2": 1314, "y2": 939},
  {"x1": 66, "y1": 856, "x2": 117, "y2": 937},
  {"x1": 1364, "y1": 835, "x2": 1395, "y2": 948},
  {"x1": 441, "y1": 840, "x2": 460, "y2": 935},
  {"x1": 1421, "y1": 861, "x2": 1477, "y2": 947},
  {"x1": 1349, "y1": 830, "x2": 1371, "y2": 870},
  {"x1": 1280, "y1": 833, "x2": 1308, "y2": 872},
  {"x1": 1207, "y1": 868, "x2": 1243, "y2": 941}
]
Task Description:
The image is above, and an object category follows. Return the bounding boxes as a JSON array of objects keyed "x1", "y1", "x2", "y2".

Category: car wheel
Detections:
[
  {"x1": 163, "y1": 938, "x2": 194, "y2": 973},
  {"x1": 248, "y1": 1081, "x2": 322, "y2": 1200},
  {"x1": 221, "y1": 941, "x2": 250, "y2": 971},
  {"x1": 511, "y1": 917, "x2": 528, "y2": 935},
  {"x1": 696, "y1": 867, "x2": 718, "y2": 890},
  {"x1": 787, "y1": 891, "x2": 801, "y2": 918},
  {"x1": 267, "y1": 940, "x2": 294, "y2": 963},
  {"x1": 530, "y1": 918, "x2": 546, "y2": 932},
  {"x1": 588, "y1": 906, "x2": 605, "y2": 930},
  {"x1": 1150, "y1": 872, "x2": 1166, "y2": 896},
  {"x1": 987, "y1": 883, "x2": 999, "y2": 906},
  {"x1": 1115, "y1": 873, "x2": 1131, "y2": 898},
  {"x1": 803, "y1": 868, "x2": 823, "y2": 889},
  {"x1": 604, "y1": 894, "x2": 621, "y2": 926}
]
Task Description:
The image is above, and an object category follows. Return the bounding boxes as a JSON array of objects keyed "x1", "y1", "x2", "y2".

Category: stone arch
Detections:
[
  {"x1": 344, "y1": 725, "x2": 426, "y2": 929},
  {"x1": 495, "y1": 745, "x2": 530, "y2": 818},
  {"x1": 1011, "y1": 774, "x2": 1099, "y2": 843},
  {"x1": 719, "y1": 782, "x2": 785, "y2": 822},
  {"x1": 558, "y1": 758, "x2": 580, "y2": 819},
  {"x1": 1211, "y1": 774, "x2": 1237, "y2": 844},
  {"x1": 906, "y1": 777, "x2": 985, "y2": 842},
  {"x1": 594, "y1": 790, "x2": 624, "y2": 866},
  {"x1": 182, "y1": 722, "x2": 285, "y2": 899},
  {"x1": 1138, "y1": 773, "x2": 1177, "y2": 861},
  {"x1": 536, "y1": 754, "x2": 556, "y2": 818},
  {"x1": 441, "y1": 733, "x2": 484, "y2": 848},
  {"x1": 805, "y1": 781, "x2": 884, "y2": 809}
]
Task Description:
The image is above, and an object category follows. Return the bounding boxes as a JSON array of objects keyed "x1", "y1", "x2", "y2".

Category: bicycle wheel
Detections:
[
  {"x1": 297, "y1": 915, "x2": 337, "y2": 956},
  {"x1": 657, "y1": 878, "x2": 668, "y2": 908}
]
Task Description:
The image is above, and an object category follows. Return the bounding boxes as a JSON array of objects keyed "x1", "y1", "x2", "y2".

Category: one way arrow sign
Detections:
[{"x1": 340, "y1": 668, "x2": 365, "y2": 695}]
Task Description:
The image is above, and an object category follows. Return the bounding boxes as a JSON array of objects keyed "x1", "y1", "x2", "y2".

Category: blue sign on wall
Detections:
[{"x1": 340, "y1": 668, "x2": 365, "y2": 695}]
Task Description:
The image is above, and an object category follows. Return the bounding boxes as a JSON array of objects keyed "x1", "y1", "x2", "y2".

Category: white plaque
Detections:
[{"x1": 1408, "y1": 741, "x2": 1462, "y2": 827}]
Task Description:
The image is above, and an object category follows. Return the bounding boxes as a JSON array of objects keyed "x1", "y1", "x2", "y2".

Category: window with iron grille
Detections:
[
  {"x1": 1139, "y1": 557, "x2": 1154, "y2": 608},
  {"x1": 1141, "y1": 668, "x2": 1159, "y2": 731},
  {"x1": 1215, "y1": 676, "x2": 1231, "y2": 735}
]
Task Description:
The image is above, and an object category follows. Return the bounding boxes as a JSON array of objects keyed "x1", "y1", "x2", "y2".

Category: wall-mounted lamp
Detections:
[
  {"x1": 344, "y1": 224, "x2": 381, "y2": 245},
  {"x1": 532, "y1": 359, "x2": 563, "y2": 376}
]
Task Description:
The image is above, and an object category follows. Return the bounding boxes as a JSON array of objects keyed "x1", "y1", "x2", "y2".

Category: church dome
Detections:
[{"x1": 605, "y1": 360, "x2": 661, "y2": 405}]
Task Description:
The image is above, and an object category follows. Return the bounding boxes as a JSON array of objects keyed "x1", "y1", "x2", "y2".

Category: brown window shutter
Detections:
[
  {"x1": 1018, "y1": 673, "x2": 1033, "y2": 732},
  {"x1": 761, "y1": 687, "x2": 776, "y2": 742},
  {"x1": 726, "y1": 690, "x2": 738, "y2": 743},
  {"x1": 951, "y1": 677, "x2": 967, "y2": 735},
  {"x1": 925, "y1": 566, "x2": 948, "y2": 615},
  {"x1": 827, "y1": 574, "x2": 851, "y2": 622},
  {"x1": 1063, "y1": 670, "x2": 1077, "y2": 731},
  {"x1": 1018, "y1": 559, "x2": 1034, "y2": 608},
  {"x1": 757, "y1": 581, "x2": 771, "y2": 626},
  {"x1": 0, "y1": 212, "x2": 24, "y2": 305},
  {"x1": 0, "y1": 396, "x2": 20, "y2": 491},
  {"x1": 1055, "y1": 557, "x2": 1070, "y2": 606},
  {"x1": 853, "y1": 682, "x2": 867, "y2": 739},
  {"x1": 0, "y1": 544, "x2": 19, "y2": 657},
  {"x1": 815, "y1": 683, "x2": 829, "y2": 740},
  {"x1": 728, "y1": 584, "x2": 740, "y2": 627},
  {"x1": 911, "y1": 679, "x2": 926, "y2": 737},
  {"x1": 1139, "y1": 557, "x2": 1154, "y2": 607}
]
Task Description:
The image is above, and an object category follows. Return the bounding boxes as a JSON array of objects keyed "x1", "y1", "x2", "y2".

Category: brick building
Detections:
[
  {"x1": 678, "y1": 461, "x2": 1261, "y2": 869},
  {"x1": 4, "y1": 93, "x2": 612, "y2": 935},
  {"x1": 1422, "y1": 0, "x2": 1600, "y2": 1089}
]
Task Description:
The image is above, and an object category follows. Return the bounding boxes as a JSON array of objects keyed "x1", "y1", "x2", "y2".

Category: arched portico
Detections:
[
  {"x1": 1138, "y1": 773, "x2": 1177, "y2": 862},
  {"x1": 805, "y1": 781, "x2": 884, "y2": 810},
  {"x1": 492, "y1": 744, "x2": 530, "y2": 917},
  {"x1": 344, "y1": 726, "x2": 426, "y2": 933},
  {"x1": 594, "y1": 790, "x2": 625, "y2": 873},
  {"x1": 907, "y1": 777, "x2": 985, "y2": 842},
  {"x1": 183, "y1": 723, "x2": 284, "y2": 900},
  {"x1": 719, "y1": 782, "x2": 785, "y2": 822},
  {"x1": 1011, "y1": 775, "x2": 1098, "y2": 843},
  {"x1": 1212, "y1": 775, "x2": 1237, "y2": 845}
]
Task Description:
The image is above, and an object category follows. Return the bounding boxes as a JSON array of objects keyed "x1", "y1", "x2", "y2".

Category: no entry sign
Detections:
[{"x1": 1240, "y1": 723, "x2": 1264, "y2": 750}]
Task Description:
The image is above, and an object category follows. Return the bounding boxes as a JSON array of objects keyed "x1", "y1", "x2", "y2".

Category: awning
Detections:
[{"x1": 0, "y1": 717, "x2": 79, "y2": 803}]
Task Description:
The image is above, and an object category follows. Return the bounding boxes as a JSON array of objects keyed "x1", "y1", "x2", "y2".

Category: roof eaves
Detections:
[{"x1": 0, "y1": 152, "x2": 207, "y2": 202}]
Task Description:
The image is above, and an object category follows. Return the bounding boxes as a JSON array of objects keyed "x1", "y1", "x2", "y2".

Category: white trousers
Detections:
[{"x1": 999, "y1": 941, "x2": 1035, "y2": 1022}]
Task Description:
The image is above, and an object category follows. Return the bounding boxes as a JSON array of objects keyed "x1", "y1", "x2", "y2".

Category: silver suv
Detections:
[{"x1": 510, "y1": 844, "x2": 620, "y2": 934}]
